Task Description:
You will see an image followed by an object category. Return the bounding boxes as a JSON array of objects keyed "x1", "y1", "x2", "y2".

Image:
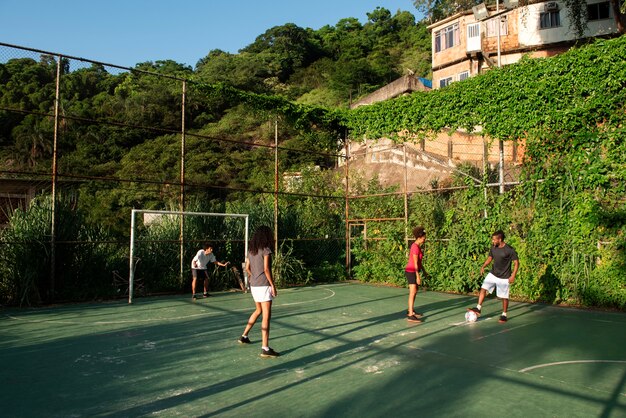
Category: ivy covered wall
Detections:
[{"x1": 345, "y1": 36, "x2": 626, "y2": 309}]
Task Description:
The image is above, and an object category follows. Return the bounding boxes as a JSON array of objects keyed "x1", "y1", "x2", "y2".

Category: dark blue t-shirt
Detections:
[{"x1": 489, "y1": 244, "x2": 518, "y2": 279}]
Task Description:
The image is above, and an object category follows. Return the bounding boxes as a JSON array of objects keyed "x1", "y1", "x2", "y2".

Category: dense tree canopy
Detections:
[
  {"x1": 0, "y1": 7, "x2": 430, "y2": 177},
  {"x1": 0, "y1": 7, "x2": 429, "y2": 236}
]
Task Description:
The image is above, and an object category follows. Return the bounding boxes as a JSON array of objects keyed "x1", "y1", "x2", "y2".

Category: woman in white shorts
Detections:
[{"x1": 238, "y1": 225, "x2": 279, "y2": 357}]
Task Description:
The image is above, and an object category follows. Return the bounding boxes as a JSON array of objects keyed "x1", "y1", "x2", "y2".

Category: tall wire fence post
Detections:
[
  {"x1": 483, "y1": 136, "x2": 489, "y2": 218},
  {"x1": 129, "y1": 210, "x2": 136, "y2": 304},
  {"x1": 499, "y1": 139, "x2": 505, "y2": 194},
  {"x1": 50, "y1": 54, "x2": 62, "y2": 300},
  {"x1": 179, "y1": 80, "x2": 187, "y2": 282},
  {"x1": 344, "y1": 135, "x2": 350, "y2": 276},
  {"x1": 403, "y1": 143, "x2": 409, "y2": 246},
  {"x1": 274, "y1": 119, "x2": 279, "y2": 255}
]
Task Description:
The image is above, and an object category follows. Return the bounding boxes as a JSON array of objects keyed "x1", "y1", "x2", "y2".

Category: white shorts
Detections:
[
  {"x1": 250, "y1": 286, "x2": 274, "y2": 303},
  {"x1": 481, "y1": 272, "x2": 510, "y2": 299}
]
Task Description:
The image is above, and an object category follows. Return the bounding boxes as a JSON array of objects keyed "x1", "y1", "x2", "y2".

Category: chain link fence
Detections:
[
  {"x1": 0, "y1": 42, "x2": 351, "y2": 304},
  {"x1": 1, "y1": 42, "x2": 521, "y2": 304}
]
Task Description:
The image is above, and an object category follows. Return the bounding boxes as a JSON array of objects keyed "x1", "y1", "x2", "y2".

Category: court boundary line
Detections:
[
  {"x1": 2, "y1": 287, "x2": 336, "y2": 325},
  {"x1": 410, "y1": 346, "x2": 626, "y2": 398},
  {"x1": 450, "y1": 317, "x2": 493, "y2": 326},
  {"x1": 471, "y1": 322, "x2": 535, "y2": 341},
  {"x1": 519, "y1": 360, "x2": 626, "y2": 373}
]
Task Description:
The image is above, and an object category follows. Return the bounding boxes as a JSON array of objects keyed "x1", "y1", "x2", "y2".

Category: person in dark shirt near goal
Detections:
[{"x1": 467, "y1": 230, "x2": 519, "y2": 323}]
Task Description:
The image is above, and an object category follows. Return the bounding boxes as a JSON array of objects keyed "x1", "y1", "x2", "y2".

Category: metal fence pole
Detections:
[
  {"x1": 129, "y1": 209, "x2": 136, "y2": 304},
  {"x1": 274, "y1": 119, "x2": 279, "y2": 255},
  {"x1": 344, "y1": 135, "x2": 350, "y2": 275},
  {"x1": 499, "y1": 139, "x2": 505, "y2": 194},
  {"x1": 180, "y1": 81, "x2": 186, "y2": 282},
  {"x1": 50, "y1": 54, "x2": 62, "y2": 300},
  {"x1": 403, "y1": 144, "x2": 409, "y2": 246},
  {"x1": 483, "y1": 137, "x2": 489, "y2": 218}
]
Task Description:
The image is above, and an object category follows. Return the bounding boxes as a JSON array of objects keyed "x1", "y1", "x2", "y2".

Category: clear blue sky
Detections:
[{"x1": 0, "y1": 0, "x2": 420, "y2": 69}]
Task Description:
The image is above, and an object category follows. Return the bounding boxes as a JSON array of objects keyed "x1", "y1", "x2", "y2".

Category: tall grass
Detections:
[
  {"x1": 0, "y1": 195, "x2": 126, "y2": 305},
  {"x1": 0, "y1": 194, "x2": 347, "y2": 306}
]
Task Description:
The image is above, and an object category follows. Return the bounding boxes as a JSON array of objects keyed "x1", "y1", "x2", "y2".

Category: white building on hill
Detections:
[{"x1": 428, "y1": 0, "x2": 620, "y2": 88}]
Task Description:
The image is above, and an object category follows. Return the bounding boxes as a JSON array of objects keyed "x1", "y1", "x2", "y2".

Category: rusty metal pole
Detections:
[
  {"x1": 274, "y1": 120, "x2": 279, "y2": 256},
  {"x1": 483, "y1": 137, "x2": 489, "y2": 218},
  {"x1": 50, "y1": 54, "x2": 62, "y2": 300},
  {"x1": 344, "y1": 135, "x2": 350, "y2": 275},
  {"x1": 499, "y1": 139, "x2": 505, "y2": 194},
  {"x1": 179, "y1": 81, "x2": 186, "y2": 282},
  {"x1": 363, "y1": 222, "x2": 368, "y2": 251},
  {"x1": 496, "y1": 7, "x2": 504, "y2": 196},
  {"x1": 403, "y1": 144, "x2": 409, "y2": 247}
]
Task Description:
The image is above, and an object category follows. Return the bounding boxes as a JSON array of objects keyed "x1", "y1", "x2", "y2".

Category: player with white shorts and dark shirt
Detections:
[
  {"x1": 468, "y1": 230, "x2": 519, "y2": 323},
  {"x1": 238, "y1": 226, "x2": 279, "y2": 358}
]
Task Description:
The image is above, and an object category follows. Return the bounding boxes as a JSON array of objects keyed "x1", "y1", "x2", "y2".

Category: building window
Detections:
[
  {"x1": 439, "y1": 77, "x2": 453, "y2": 88},
  {"x1": 487, "y1": 16, "x2": 508, "y2": 37},
  {"x1": 459, "y1": 71, "x2": 470, "y2": 81},
  {"x1": 540, "y1": 11, "x2": 561, "y2": 28},
  {"x1": 587, "y1": 1, "x2": 610, "y2": 20},
  {"x1": 467, "y1": 23, "x2": 480, "y2": 38},
  {"x1": 435, "y1": 23, "x2": 460, "y2": 52}
]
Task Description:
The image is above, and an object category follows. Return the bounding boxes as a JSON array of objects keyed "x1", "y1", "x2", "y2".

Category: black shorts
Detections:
[
  {"x1": 405, "y1": 271, "x2": 419, "y2": 285},
  {"x1": 192, "y1": 269, "x2": 208, "y2": 279}
]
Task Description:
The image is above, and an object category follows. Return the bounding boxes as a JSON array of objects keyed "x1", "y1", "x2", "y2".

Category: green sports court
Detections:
[{"x1": 1, "y1": 283, "x2": 625, "y2": 417}]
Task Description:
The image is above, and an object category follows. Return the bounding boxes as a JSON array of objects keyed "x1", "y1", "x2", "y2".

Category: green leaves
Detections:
[{"x1": 345, "y1": 36, "x2": 626, "y2": 142}]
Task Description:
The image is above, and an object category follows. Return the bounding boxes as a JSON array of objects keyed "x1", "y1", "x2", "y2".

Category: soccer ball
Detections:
[{"x1": 465, "y1": 310, "x2": 478, "y2": 322}]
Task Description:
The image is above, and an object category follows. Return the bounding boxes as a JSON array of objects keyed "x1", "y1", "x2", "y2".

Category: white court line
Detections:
[
  {"x1": 3, "y1": 311, "x2": 215, "y2": 325},
  {"x1": 471, "y1": 322, "x2": 535, "y2": 341},
  {"x1": 519, "y1": 360, "x2": 626, "y2": 373},
  {"x1": 3, "y1": 287, "x2": 336, "y2": 325},
  {"x1": 415, "y1": 347, "x2": 626, "y2": 397},
  {"x1": 450, "y1": 317, "x2": 492, "y2": 326}
]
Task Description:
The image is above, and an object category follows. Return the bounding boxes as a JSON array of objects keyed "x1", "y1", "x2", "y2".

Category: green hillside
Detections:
[{"x1": 1, "y1": 7, "x2": 625, "y2": 309}]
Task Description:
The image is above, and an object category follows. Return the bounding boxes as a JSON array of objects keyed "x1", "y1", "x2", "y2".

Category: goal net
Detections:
[{"x1": 129, "y1": 209, "x2": 249, "y2": 304}]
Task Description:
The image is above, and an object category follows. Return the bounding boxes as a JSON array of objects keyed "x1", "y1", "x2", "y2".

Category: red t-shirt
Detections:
[{"x1": 405, "y1": 242, "x2": 423, "y2": 273}]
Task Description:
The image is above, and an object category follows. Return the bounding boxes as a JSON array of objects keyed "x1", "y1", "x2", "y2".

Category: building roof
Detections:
[
  {"x1": 427, "y1": 10, "x2": 474, "y2": 30},
  {"x1": 350, "y1": 75, "x2": 431, "y2": 109}
]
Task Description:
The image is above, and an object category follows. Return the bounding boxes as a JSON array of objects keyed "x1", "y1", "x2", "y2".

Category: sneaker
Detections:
[
  {"x1": 468, "y1": 307, "x2": 481, "y2": 316},
  {"x1": 260, "y1": 348, "x2": 280, "y2": 358},
  {"x1": 203, "y1": 293, "x2": 210, "y2": 298},
  {"x1": 406, "y1": 314, "x2": 422, "y2": 323},
  {"x1": 238, "y1": 336, "x2": 251, "y2": 344},
  {"x1": 499, "y1": 315, "x2": 508, "y2": 323},
  {"x1": 192, "y1": 295, "x2": 197, "y2": 301}
]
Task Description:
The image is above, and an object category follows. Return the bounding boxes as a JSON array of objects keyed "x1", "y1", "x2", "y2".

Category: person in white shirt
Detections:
[{"x1": 191, "y1": 243, "x2": 229, "y2": 299}]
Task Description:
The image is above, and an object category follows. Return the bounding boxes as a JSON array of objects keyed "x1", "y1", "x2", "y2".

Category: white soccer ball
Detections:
[{"x1": 465, "y1": 310, "x2": 478, "y2": 322}]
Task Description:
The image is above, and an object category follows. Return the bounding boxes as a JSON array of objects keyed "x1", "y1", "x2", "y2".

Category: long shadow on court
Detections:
[
  {"x1": 314, "y1": 306, "x2": 626, "y2": 417},
  {"x1": 273, "y1": 293, "x2": 476, "y2": 353},
  {"x1": 97, "y1": 291, "x2": 535, "y2": 415},
  {"x1": 1, "y1": 284, "x2": 624, "y2": 417},
  {"x1": 122, "y1": 298, "x2": 623, "y2": 416}
]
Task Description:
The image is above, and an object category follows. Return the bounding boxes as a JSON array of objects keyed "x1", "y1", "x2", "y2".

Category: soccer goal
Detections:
[{"x1": 129, "y1": 209, "x2": 249, "y2": 304}]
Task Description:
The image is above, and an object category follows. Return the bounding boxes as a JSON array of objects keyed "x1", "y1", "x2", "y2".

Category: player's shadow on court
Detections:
[{"x1": 271, "y1": 293, "x2": 477, "y2": 355}]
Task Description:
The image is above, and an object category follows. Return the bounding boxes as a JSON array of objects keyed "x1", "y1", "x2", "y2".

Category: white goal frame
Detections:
[{"x1": 129, "y1": 209, "x2": 249, "y2": 304}]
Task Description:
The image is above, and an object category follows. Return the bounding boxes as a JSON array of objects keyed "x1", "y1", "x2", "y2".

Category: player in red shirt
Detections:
[{"x1": 405, "y1": 226, "x2": 427, "y2": 323}]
